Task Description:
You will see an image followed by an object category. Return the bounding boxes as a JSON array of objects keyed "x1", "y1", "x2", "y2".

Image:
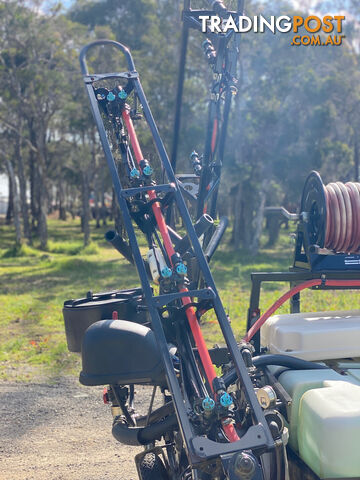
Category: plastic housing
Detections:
[
  {"x1": 63, "y1": 288, "x2": 148, "y2": 352},
  {"x1": 79, "y1": 320, "x2": 165, "y2": 386}
]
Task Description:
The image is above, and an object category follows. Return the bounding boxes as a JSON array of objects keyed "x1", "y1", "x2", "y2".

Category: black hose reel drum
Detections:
[{"x1": 300, "y1": 171, "x2": 360, "y2": 254}]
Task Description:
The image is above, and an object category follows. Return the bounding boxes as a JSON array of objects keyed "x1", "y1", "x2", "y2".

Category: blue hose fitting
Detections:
[
  {"x1": 219, "y1": 392, "x2": 233, "y2": 408},
  {"x1": 130, "y1": 168, "x2": 140, "y2": 178},
  {"x1": 161, "y1": 267, "x2": 172, "y2": 278},
  {"x1": 107, "y1": 92, "x2": 116, "y2": 101},
  {"x1": 143, "y1": 165, "x2": 153, "y2": 176},
  {"x1": 202, "y1": 397, "x2": 215, "y2": 411},
  {"x1": 118, "y1": 90, "x2": 127, "y2": 99},
  {"x1": 176, "y1": 263, "x2": 187, "y2": 275}
]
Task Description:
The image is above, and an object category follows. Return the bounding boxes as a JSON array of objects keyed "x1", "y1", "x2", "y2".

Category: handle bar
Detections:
[
  {"x1": 79, "y1": 39, "x2": 135, "y2": 76},
  {"x1": 265, "y1": 207, "x2": 299, "y2": 221}
]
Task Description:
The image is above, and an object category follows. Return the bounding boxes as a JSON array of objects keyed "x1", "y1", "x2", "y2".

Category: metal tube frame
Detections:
[
  {"x1": 247, "y1": 270, "x2": 360, "y2": 353},
  {"x1": 170, "y1": 1, "x2": 244, "y2": 225},
  {"x1": 80, "y1": 40, "x2": 274, "y2": 468}
]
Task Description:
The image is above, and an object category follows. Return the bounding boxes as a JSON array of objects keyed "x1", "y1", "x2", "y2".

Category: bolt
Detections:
[{"x1": 234, "y1": 453, "x2": 256, "y2": 478}]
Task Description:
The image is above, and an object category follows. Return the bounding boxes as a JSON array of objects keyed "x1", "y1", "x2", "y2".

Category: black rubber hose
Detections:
[
  {"x1": 136, "y1": 401, "x2": 174, "y2": 427},
  {"x1": 112, "y1": 414, "x2": 178, "y2": 446},
  {"x1": 105, "y1": 230, "x2": 134, "y2": 264},
  {"x1": 138, "y1": 414, "x2": 178, "y2": 444},
  {"x1": 112, "y1": 419, "x2": 141, "y2": 446},
  {"x1": 222, "y1": 354, "x2": 329, "y2": 388}
]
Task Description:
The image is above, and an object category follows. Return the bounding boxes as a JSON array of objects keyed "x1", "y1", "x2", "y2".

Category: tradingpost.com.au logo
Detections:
[{"x1": 199, "y1": 15, "x2": 346, "y2": 46}]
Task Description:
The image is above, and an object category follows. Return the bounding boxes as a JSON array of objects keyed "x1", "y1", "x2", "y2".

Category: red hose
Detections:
[
  {"x1": 122, "y1": 109, "x2": 239, "y2": 442},
  {"x1": 244, "y1": 279, "x2": 360, "y2": 342}
]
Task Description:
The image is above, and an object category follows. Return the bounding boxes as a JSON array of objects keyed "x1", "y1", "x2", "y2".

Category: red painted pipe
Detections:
[
  {"x1": 211, "y1": 118, "x2": 218, "y2": 153},
  {"x1": 122, "y1": 109, "x2": 239, "y2": 442},
  {"x1": 244, "y1": 279, "x2": 360, "y2": 343}
]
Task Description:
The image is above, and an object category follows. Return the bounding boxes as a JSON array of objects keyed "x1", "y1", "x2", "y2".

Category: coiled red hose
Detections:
[{"x1": 324, "y1": 181, "x2": 360, "y2": 253}]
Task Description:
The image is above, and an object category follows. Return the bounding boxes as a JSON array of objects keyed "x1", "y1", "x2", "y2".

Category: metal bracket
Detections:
[
  {"x1": 121, "y1": 183, "x2": 176, "y2": 198},
  {"x1": 84, "y1": 71, "x2": 138, "y2": 84},
  {"x1": 153, "y1": 288, "x2": 215, "y2": 308}
]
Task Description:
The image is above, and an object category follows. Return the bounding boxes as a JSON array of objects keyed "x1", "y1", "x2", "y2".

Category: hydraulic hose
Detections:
[
  {"x1": 222, "y1": 355, "x2": 329, "y2": 388},
  {"x1": 122, "y1": 107, "x2": 240, "y2": 443},
  {"x1": 243, "y1": 279, "x2": 360, "y2": 343},
  {"x1": 112, "y1": 414, "x2": 178, "y2": 446}
]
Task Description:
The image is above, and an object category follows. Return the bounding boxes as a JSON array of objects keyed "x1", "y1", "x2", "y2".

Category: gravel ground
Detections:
[{"x1": 0, "y1": 379, "x2": 155, "y2": 480}]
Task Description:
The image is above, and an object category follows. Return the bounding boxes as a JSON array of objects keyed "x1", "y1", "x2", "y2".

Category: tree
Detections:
[{"x1": 0, "y1": 1, "x2": 87, "y2": 248}]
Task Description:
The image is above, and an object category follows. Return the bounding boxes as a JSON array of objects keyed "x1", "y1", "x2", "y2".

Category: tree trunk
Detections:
[
  {"x1": 5, "y1": 158, "x2": 22, "y2": 246},
  {"x1": 29, "y1": 122, "x2": 39, "y2": 231},
  {"x1": 110, "y1": 187, "x2": 115, "y2": 222},
  {"x1": 93, "y1": 173, "x2": 100, "y2": 228},
  {"x1": 111, "y1": 187, "x2": 123, "y2": 236},
  {"x1": 16, "y1": 133, "x2": 32, "y2": 244},
  {"x1": 58, "y1": 179, "x2": 67, "y2": 221},
  {"x1": 355, "y1": 137, "x2": 359, "y2": 182},
  {"x1": 230, "y1": 185, "x2": 242, "y2": 249},
  {"x1": 6, "y1": 174, "x2": 13, "y2": 225},
  {"x1": 250, "y1": 180, "x2": 267, "y2": 255},
  {"x1": 37, "y1": 163, "x2": 48, "y2": 249},
  {"x1": 100, "y1": 174, "x2": 107, "y2": 226},
  {"x1": 266, "y1": 214, "x2": 281, "y2": 247},
  {"x1": 81, "y1": 170, "x2": 91, "y2": 246},
  {"x1": 31, "y1": 121, "x2": 48, "y2": 249}
]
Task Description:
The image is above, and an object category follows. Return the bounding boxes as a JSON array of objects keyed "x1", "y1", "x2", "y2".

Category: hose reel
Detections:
[
  {"x1": 294, "y1": 171, "x2": 360, "y2": 271},
  {"x1": 301, "y1": 171, "x2": 360, "y2": 254}
]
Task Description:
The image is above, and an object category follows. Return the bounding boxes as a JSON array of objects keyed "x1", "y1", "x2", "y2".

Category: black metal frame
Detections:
[
  {"x1": 247, "y1": 269, "x2": 360, "y2": 354},
  {"x1": 293, "y1": 220, "x2": 360, "y2": 271},
  {"x1": 79, "y1": 39, "x2": 274, "y2": 472},
  {"x1": 170, "y1": 0, "x2": 244, "y2": 224}
]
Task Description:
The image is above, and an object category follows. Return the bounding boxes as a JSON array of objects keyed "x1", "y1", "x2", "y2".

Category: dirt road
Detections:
[{"x1": 0, "y1": 379, "x2": 150, "y2": 480}]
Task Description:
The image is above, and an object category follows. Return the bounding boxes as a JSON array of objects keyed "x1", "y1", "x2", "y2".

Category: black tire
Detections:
[{"x1": 139, "y1": 453, "x2": 169, "y2": 480}]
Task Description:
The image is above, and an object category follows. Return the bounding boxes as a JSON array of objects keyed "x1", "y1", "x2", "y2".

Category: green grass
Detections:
[{"x1": 0, "y1": 218, "x2": 359, "y2": 382}]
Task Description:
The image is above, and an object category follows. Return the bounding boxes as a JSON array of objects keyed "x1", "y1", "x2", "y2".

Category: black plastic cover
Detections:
[
  {"x1": 63, "y1": 288, "x2": 148, "y2": 352},
  {"x1": 80, "y1": 320, "x2": 166, "y2": 386}
]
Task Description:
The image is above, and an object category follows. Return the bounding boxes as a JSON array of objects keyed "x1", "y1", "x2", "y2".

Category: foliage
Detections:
[
  {"x1": 1, "y1": 0, "x2": 360, "y2": 253},
  {"x1": 1, "y1": 218, "x2": 359, "y2": 381},
  {"x1": 1, "y1": 0, "x2": 360, "y2": 381}
]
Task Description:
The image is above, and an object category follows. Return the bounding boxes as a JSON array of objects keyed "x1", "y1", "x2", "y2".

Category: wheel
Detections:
[{"x1": 138, "y1": 452, "x2": 169, "y2": 480}]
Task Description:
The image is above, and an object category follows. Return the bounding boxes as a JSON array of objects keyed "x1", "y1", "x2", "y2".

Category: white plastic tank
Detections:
[
  {"x1": 261, "y1": 310, "x2": 360, "y2": 361},
  {"x1": 298, "y1": 381, "x2": 360, "y2": 478},
  {"x1": 278, "y1": 369, "x2": 347, "y2": 451}
]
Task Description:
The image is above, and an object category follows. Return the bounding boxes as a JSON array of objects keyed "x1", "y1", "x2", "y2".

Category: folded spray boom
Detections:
[{"x1": 79, "y1": 33, "x2": 274, "y2": 470}]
